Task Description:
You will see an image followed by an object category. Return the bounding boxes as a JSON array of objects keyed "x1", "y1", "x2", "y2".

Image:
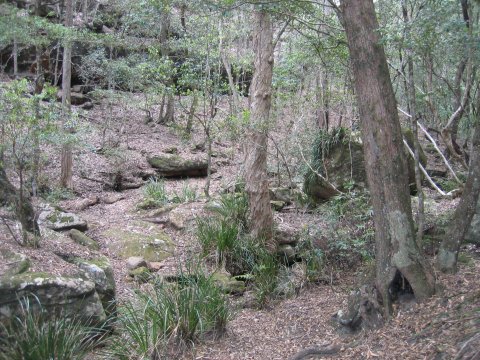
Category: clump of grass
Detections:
[
  {"x1": 138, "y1": 177, "x2": 168, "y2": 209},
  {"x1": 172, "y1": 182, "x2": 198, "y2": 203},
  {"x1": 0, "y1": 299, "x2": 104, "y2": 360},
  {"x1": 106, "y1": 266, "x2": 229, "y2": 359}
]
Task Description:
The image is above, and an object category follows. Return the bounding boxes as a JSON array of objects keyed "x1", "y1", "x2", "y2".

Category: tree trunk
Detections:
[
  {"x1": 0, "y1": 156, "x2": 38, "y2": 237},
  {"x1": 340, "y1": 0, "x2": 435, "y2": 314},
  {"x1": 60, "y1": 0, "x2": 73, "y2": 189},
  {"x1": 402, "y1": 1, "x2": 424, "y2": 245},
  {"x1": 437, "y1": 92, "x2": 480, "y2": 273},
  {"x1": 244, "y1": 9, "x2": 274, "y2": 251},
  {"x1": 157, "y1": 7, "x2": 175, "y2": 124},
  {"x1": 13, "y1": 36, "x2": 18, "y2": 78}
]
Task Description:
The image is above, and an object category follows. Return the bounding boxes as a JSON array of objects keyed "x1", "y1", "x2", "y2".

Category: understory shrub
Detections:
[
  {"x1": 197, "y1": 192, "x2": 283, "y2": 306},
  {"x1": 106, "y1": 267, "x2": 229, "y2": 359},
  {"x1": 317, "y1": 188, "x2": 375, "y2": 269},
  {"x1": 0, "y1": 299, "x2": 104, "y2": 360}
]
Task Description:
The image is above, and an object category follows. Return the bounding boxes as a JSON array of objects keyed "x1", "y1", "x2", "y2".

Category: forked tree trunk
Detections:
[
  {"x1": 437, "y1": 92, "x2": 480, "y2": 273},
  {"x1": 60, "y1": 0, "x2": 73, "y2": 189},
  {"x1": 340, "y1": 0, "x2": 435, "y2": 314},
  {"x1": 244, "y1": 9, "x2": 275, "y2": 251},
  {"x1": 0, "y1": 156, "x2": 38, "y2": 237}
]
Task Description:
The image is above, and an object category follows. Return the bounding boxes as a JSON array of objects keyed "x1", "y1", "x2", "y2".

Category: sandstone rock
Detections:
[
  {"x1": 271, "y1": 200, "x2": 286, "y2": 211},
  {"x1": 0, "y1": 273, "x2": 106, "y2": 326},
  {"x1": 128, "y1": 266, "x2": 151, "y2": 283},
  {"x1": 71, "y1": 256, "x2": 116, "y2": 319},
  {"x1": 104, "y1": 221, "x2": 174, "y2": 262},
  {"x1": 38, "y1": 205, "x2": 88, "y2": 232},
  {"x1": 0, "y1": 248, "x2": 30, "y2": 277},
  {"x1": 304, "y1": 129, "x2": 426, "y2": 202},
  {"x1": 148, "y1": 154, "x2": 208, "y2": 178},
  {"x1": 69, "y1": 229, "x2": 99, "y2": 250},
  {"x1": 148, "y1": 262, "x2": 164, "y2": 272},
  {"x1": 211, "y1": 271, "x2": 246, "y2": 295},
  {"x1": 126, "y1": 256, "x2": 147, "y2": 270}
]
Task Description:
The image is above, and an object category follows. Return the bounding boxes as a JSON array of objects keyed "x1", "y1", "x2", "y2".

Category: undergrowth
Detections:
[
  {"x1": 0, "y1": 299, "x2": 104, "y2": 360},
  {"x1": 138, "y1": 177, "x2": 198, "y2": 209},
  {"x1": 106, "y1": 264, "x2": 229, "y2": 359}
]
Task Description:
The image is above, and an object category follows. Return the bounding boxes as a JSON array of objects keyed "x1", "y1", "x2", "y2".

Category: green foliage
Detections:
[
  {"x1": 317, "y1": 189, "x2": 375, "y2": 268},
  {"x1": 0, "y1": 299, "x2": 103, "y2": 360},
  {"x1": 139, "y1": 178, "x2": 198, "y2": 209},
  {"x1": 251, "y1": 250, "x2": 280, "y2": 307},
  {"x1": 106, "y1": 268, "x2": 229, "y2": 358},
  {"x1": 295, "y1": 230, "x2": 324, "y2": 281},
  {"x1": 142, "y1": 178, "x2": 168, "y2": 206},
  {"x1": 43, "y1": 186, "x2": 76, "y2": 204},
  {"x1": 171, "y1": 182, "x2": 199, "y2": 203}
]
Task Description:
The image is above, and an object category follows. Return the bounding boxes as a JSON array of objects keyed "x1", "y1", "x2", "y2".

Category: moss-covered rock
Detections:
[
  {"x1": 70, "y1": 256, "x2": 116, "y2": 319},
  {"x1": 69, "y1": 229, "x2": 99, "y2": 250},
  {"x1": 211, "y1": 271, "x2": 246, "y2": 295},
  {"x1": 304, "y1": 128, "x2": 426, "y2": 202},
  {"x1": 128, "y1": 266, "x2": 151, "y2": 283},
  {"x1": 0, "y1": 248, "x2": 30, "y2": 277},
  {"x1": 147, "y1": 154, "x2": 208, "y2": 177},
  {"x1": 0, "y1": 272, "x2": 106, "y2": 326},
  {"x1": 38, "y1": 205, "x2": 88, "y2": 232},
  {"x1": 104, "y1": 221, "x2": 174, "y2": 262}
]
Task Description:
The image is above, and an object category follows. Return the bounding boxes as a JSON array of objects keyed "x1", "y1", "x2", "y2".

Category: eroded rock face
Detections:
[
  {"x1": 38, "y1": 205, "x2": 88, "y2": 232},
  {"x1": 148, "y1": 154, "x2": 208, "y2": 177},
  {"x1": 0, "y1": 273, "x2": 106, "y2": 326},
  {"x1": 71, "y1": 256, "x2": 117, "y2": 319}
]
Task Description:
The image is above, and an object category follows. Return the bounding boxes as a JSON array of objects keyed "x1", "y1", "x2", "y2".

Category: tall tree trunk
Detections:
[
  {"x1": 158, "y1": 7, "x2": 174, "y2": 124},
  {"x1": 13, "y1": 36, "x2": 18, "y2": 78},
  {"x1": 60, "y1": 0, "x2": 73, "y2": 189},
  {"x1": 437, "y1": 92, "x2": 480, "y2": 273},
  {"x1": 244, "y1": 9, "x2": 274, "y2": 251},
  {"x1": 340, "y1": 0, "x2": 435, "y2": 314},
  {"x1": 402, "y1": 1, "x2": 424, "y2": 245}
]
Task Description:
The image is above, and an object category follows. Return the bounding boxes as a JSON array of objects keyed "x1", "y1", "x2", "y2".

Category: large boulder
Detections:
[
  {"x1": 148, "y1": 154, "x2": 208, "y2": 177},
  {"x1": 304, "y1": 128, "x2": 426, "y2": 202},
  {"x1": 0, "y1": 273, "x2": 106, "y2": 326},
  {"x1": 38, "y1": 205, "x2": 88, "y2": 232},
  {"x1": 71, "y1": 256, "x2": 117, "y2": 319}
]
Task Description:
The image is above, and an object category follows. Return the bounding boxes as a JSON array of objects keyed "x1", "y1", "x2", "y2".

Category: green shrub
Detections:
[
  {"x1": 0, "y1": 299, "x2": 103, "y2": 360},
  {"x1": 106, "y1": 268, "x2": 229, "y2": 359},
  {"x1": 252, "y1": 250, "x2": 280, "y2": 307}
]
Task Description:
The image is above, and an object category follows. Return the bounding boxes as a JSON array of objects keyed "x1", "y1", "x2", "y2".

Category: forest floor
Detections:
[{"x1": 1, "y1": 90, "x2": 479, "y2": 359}]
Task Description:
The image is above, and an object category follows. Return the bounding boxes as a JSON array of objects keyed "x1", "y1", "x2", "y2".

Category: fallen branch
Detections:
[
  {"x1": 403, "y1": 139, "x2": 446, "y2": 196},
  {"x1": 417, "y1": 121, "x2": 463, "y2": 186}
]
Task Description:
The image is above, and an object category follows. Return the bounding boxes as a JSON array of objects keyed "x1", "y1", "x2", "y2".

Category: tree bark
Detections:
[
  {"x1": 340, "y1": 0, "x2": 435, "y2": 314},
  {"x1": 0, "y1": 156, "x2": 38, "y2": 237},
  {"x1": 244, "y1": 9, "x2": 275, "y2": 251},
  {"x1": 437, "y1": 92, "x2": 480, "y2": 273},
  {"x1": 60, "y1": 0, "x2": 73, "y2": 189},
  {"x1": 402, "y1": 0, "x2": 424, "y2": 245}
]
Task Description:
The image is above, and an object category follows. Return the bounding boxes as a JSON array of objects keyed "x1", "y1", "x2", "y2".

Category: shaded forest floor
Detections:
[{"x1": 1, "y1": 90, "x2": 479, "y2": 359}]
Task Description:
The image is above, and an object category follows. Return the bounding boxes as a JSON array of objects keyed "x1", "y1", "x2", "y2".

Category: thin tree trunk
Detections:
[
  {"x1": 437, "y1": 92, "x2": 480, "y2": 273},
  {"x1": 340, "y1": 0, "x2": 435, "y2": 314},
  {"x1": 13, "y1": 37, "x2": 18, "y2": 78},
  {"x1": 185, "y1": 92, "x2": 198, "y2": 134},
  {"x1": 402, "y1": 1, "x2": 424, "y2": 245},
  {"x1": 60, "y1": 0, "x2": 73, "y2": 189},
  {"x1": 0, "y1": 154, "x2": 39, "y2": 238},
  {"x1": 244, "y1": 9, "x2": 275, "y2": 251}
]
